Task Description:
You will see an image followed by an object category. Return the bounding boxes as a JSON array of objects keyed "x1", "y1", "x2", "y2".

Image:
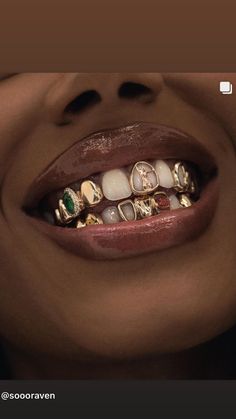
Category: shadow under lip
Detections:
[
  {"x1": 28, "y1": 176, "x2": 219, "y2": 261},
  {"x1": 24, "y1": 122, "x2": 217, "y2": 210}
]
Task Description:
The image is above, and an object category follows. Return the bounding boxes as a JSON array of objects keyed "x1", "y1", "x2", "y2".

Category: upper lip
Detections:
[{"x1": 24, "y1": 122, "x2": 217, "y2": 209}]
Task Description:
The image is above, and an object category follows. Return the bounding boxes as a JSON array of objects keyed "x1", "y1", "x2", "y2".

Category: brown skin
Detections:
[{"x1": 0, "y1": 73, "x2": 236, "y2": 378}]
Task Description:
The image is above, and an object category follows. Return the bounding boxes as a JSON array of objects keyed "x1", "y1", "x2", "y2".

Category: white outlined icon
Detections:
[{"x1": 219, "y1": 81, "x2": 233, "y2": 94}]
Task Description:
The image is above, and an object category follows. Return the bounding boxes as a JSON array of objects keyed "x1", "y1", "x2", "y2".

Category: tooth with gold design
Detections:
[
  {"x1": 134, "y1": 196, "x2": 154, "y2": 219},
  {"x1": 118, "y1": 199, "x2": 137, "y2": 221},
  {"x1": 172, "y1": 162, "x2": 191, "y2": 192},
  {"x1": 55, "y1": 187, "x2": 85, "y2": 225},
  {"x1": 85, "y1": 213, "x2": 104, "y2": 225},
  {"x1": 178, "y1": 194, "x2": 192, "y2": 208},
  {"x1": 130, "y1": 161, "x2": 159, "y2": 195},
  {"x1": 63, "y1": 187, "x2": 84, "y2": 216}
]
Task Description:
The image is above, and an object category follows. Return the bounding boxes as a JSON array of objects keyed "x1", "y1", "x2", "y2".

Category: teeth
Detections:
[
  {"x1": 63, "y1": 188, "x2": 85, "y2": 216},
  {"x1": 154, "y1": 160, "x2": 174, "y2": 188},
  {"x1": 169, "y1": 194, "x2": 182, "y2": 210},
  {"x1": 178, "y1": 194, "x2": 192, "y2": 208},
  {"x1": 152, "y1": 191, "x2": 170, "y2": 211},
  {"x1": 58, "y1": 199, "x2": 75, "y2": 224},
  {"x1": 134, "y1": 197, "x2": 154, "y2": 218},
  {"x1": 80, "y1": 180, "x2": 103, "y2": 207},
  {"x1": 118, "y1": 199, "x2": 137, "y2": 221},
  {"x1": 76, "y1": 219, "x2": 86, "y2": 229},
  {"x1": 172, "y1": 162, "x2": 191, "y2": 192},
  {"x1": 102, "y1": 206, "x2": 121, "y2": 224},
  {"x1": 85, "y1": 213, "x2": 103, "y2": 225},
  {"x1": 102, "y1": 169, "x2": 132, "y2": 201},
  {"x1": 130, "y1": 161, "x2": 159, "y2": 195},
  {"x1": 53, "y1": 159, "x2": 198, "y2": 227}
]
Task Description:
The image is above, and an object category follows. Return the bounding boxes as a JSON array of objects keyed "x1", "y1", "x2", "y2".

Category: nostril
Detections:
[
  {"x1": 118, "y1": 82, "x2": 154, "y2": 103},
  {"x1": 64, "y1": 90, "x2": 101, "y2": 115}
]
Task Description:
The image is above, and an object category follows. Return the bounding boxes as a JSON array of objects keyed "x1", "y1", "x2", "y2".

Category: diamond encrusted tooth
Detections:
[
  {"x1": 118, "y1": 199, "x2": 137, "y2": 221},
  {"x1": 63, "y1": 187, "x2": 85, "y2": 216},
  {"x1": 43, "y1": 211, "x2": 55, "y2": 225},
  {"x1": 80, "y1": 180, "x2": 103, "y2": 207},
  {"x1": 130, "y1": 161, "x2": 159, "y2": 196},
  {"x1": 85, "y1": 213, "x2": 104, "y2": 225},
  {"x1": 178, "y1": 194, "x2": 192, "y2": 208},
  {"x1": 134, "y1": 196, "x2": 155, "y2": 219},
  {"x1": 172, "y1": 162, "x2": 191, "y2": 193}
]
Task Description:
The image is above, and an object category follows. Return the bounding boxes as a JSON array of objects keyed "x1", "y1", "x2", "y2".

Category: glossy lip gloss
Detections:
[{"x1": 25, "y1": 122, "x2": 219, "y2": 260}]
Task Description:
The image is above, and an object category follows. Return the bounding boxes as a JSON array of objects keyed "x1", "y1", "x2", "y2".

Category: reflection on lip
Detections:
[
  {"x1": 24, "y1": 122, "x2": 217, "y2": 208},
  {"x1": 25, "y1": 122, "x2": 219, "y2": 260}
]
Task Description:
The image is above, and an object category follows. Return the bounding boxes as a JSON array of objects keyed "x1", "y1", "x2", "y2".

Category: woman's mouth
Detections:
[{"x1": 24, "y1": 122, "x2": 219, "y2": 260}]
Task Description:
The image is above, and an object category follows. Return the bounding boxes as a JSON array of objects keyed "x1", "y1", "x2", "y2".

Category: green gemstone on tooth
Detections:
[{"x1": 63, "y1": 192, "x2": 75, "y2": 214}]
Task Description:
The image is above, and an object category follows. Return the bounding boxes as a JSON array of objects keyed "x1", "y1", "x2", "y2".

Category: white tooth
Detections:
[
  {"x1": 169, "y1": 194, "x2": 181, "y2": 210},
  {"x1": 102, "y1": 206, "x2": 121, "y2": 224},
  {"x1": 102, "y1": 169, "x2": 131, "y2": 201},
  {"x1": 43, "y1": 211, "x2": 55, "y2": 225},
  {"x1": 154, "y1": 160, "x2": 174, "y2": 188}
]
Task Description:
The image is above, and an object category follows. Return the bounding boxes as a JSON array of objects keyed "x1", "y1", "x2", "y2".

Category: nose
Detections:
[{"x1": 44, "y1": 73, "x2": 164, "y2": 126}]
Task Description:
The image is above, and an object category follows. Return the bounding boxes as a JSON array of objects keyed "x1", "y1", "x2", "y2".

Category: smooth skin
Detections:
[{"x1": 0, "y1": 73, "x2": 236, "y2": 378}]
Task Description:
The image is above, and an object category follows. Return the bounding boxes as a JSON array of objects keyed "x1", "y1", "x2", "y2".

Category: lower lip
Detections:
[{"x1": 29, "y1": 178, "x2": 219, "y2": 260}]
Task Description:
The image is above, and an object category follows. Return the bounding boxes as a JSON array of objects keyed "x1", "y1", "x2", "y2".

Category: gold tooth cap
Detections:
[
  {"x1": 172, "y1": 162, "x2": 191, "y2": 192},
  {"x1": 58, "y1": 199, "x2": 75, "y2": 224},
  {"x1": 85, "y1": 213, "x2": 104, "y2": 225},
  {"x1": 80, "y1": 180, "x2": 103, "y2": 207},
  {"x1": 76, "y1": 219, "x2": 86, "y2": 229},
  {"x1": 134, "y1": 196, "x2": 155, "y2": 218},
  {"x1": 178, "y1": 194, "x2": 192, "y2": 208}
]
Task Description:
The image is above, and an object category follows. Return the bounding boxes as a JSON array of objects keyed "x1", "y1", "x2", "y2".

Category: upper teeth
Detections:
[{"x1": 154, "y1": 160, "x2": 174, "y2": 188}]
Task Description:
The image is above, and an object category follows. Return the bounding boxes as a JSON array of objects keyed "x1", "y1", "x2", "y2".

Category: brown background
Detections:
[{"x1": 0, "y1": 0, "x2": 235, "y2": 71}]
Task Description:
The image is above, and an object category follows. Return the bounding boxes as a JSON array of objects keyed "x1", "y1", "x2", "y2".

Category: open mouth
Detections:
[{"x1": 25, "y1": 123, "x2": 219, "y2": 260}]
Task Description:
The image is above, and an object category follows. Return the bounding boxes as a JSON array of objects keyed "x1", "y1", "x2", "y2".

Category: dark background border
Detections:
[{"x1": 0, "y1": 0, "x2": 236, "y2": 71}]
